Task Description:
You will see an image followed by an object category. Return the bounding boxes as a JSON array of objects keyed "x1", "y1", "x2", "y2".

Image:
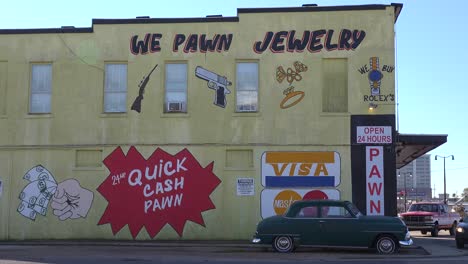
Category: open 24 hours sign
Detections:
[{"x1": 261, "y1": 152, "x2": 341, "y2": 188}]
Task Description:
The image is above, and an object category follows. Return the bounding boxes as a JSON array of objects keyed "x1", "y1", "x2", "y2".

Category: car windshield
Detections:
[{"x1": 408, "y1": 204, "x2": 438, "y2": 212}]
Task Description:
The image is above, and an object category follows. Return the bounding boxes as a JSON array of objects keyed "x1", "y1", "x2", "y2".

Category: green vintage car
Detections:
[{"x1": 252, "y1": 200, "x2": 412, "y2": 254}]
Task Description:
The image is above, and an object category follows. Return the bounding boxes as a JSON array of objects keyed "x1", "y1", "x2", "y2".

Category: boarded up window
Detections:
[
  {"x1": 322, "y1": 59, "x2": 348, "y2": 112},
  {"x1": 76, "y1": 150, "x2": 102, "y2": 167},
  {"x1": 226, "y1": 149, "x2": 253, "y2": 169},
  {"x1": 0, "y1": 62, "x2": 6, "y2": 115}
]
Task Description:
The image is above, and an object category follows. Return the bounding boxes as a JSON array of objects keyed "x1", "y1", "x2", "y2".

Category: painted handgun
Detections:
[{"x1": 195, "y1": 66, "x2": 232, "y2": 108}]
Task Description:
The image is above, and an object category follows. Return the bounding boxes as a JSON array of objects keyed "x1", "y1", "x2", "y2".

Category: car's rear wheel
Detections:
[
  {"x1": 456, "y1": 238, "x2": 464, "y2": 249},
  {"x1": 431, "y1": 225, "x2": 439, "y2": 237},
  {"x1": 273, "y1": 236, "x2": 294, "y2": 253},
  {"x1": 421, "y1": 231, "x2": 427, "y2": 235},
  {"x1": 375, "y1": 235, "x2": 398, "y2": 254}
]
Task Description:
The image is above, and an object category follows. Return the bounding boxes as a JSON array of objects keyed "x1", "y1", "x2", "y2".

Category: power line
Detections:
[
  {"x1": 58, "y1": 32, "x2": 104, "y2": 72},
  {"x1": 431, "y1": 166, "x2": 468, "y2": 173}
]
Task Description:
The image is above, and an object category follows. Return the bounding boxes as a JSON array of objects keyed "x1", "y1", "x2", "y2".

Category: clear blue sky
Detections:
[{"x1": 2, "y1": 0, "x2": 466, "y2": 197}]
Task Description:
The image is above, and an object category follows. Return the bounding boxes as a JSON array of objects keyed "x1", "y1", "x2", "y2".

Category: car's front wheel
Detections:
[
  {"x1": 273, "y1": 236, "x2": 294, "y2": 253},
  {"x1": 375, "y1": 235, "x2": 398, "y2": 254}
]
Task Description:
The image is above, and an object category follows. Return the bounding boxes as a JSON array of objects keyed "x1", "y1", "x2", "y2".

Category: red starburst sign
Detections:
[{"x1": 97, "y1": 147, "x2": 221, "y2": 238}]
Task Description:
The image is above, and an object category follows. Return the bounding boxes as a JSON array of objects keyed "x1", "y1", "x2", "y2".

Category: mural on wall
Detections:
[
  {"x1": 195, "y1": 66, "x2": 232, "y2": 108},
  {"x1": 173, "y1": 34, "x2": 233, "y2": 53},
  {"x1": 253, "y1": 29, "x2": 366, "y2": 54},
  {"x1": 17, "y1": 165, "x2": 94, "y2": 221},
  {"x1": 358, "y1": 57, "x2": 395, "y2": 103},
  {"x1": 130, "y1": 30, "x2": 366, "y2": 55},
  {"x1": 98, "y1": 147, "x2": 221, "y2": 238},
  {"x1": 127, "y1": 30, "x2": 367, "y2": 111},
  {"x1": 276, "y1": 61, "x2": 308, "y2": 109},
  {"x1": 51, "y1": 179, "x2": 94, "y2": 220},
  {"x1": 131, "y1": 64, "x2": 159, "y2": 113},
  {"x1": 260, "y1": 152, "x2": 341, "y2": 218},
  {"x1": 260, "y1": 188, "x2": 340, "y2": 218},
  {"x1": 130, "y1": 33, "x2": 233, "y2": 54}
]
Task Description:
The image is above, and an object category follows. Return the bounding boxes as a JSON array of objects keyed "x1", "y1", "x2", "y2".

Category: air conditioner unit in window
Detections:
[
  {"x1": 167, "y1": 101, "x2": 183, "y2": 112},
  {"x1": 237, "y1": 104, "x2": 256, "y2": 112}
]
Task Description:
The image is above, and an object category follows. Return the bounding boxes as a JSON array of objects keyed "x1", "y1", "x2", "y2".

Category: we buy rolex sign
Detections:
[{"x1": 98, "y1": 147, "x2": 221, "y2": 238}]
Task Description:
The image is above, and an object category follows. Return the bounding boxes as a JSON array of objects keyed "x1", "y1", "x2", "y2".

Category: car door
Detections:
[
  {"x1": 318, "y1": 205, "x2": 366, "y2": 247},
  {"x1": 290, "y1": 204, "x2": 322, "y2": 245},
  {"x1": 439, "y1": 204, "x2": 450, "y2": 227}
]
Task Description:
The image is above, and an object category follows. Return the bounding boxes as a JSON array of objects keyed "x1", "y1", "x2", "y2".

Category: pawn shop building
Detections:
[{"x1": 0, "y1": 3, "x2": 446, "y2": 240}]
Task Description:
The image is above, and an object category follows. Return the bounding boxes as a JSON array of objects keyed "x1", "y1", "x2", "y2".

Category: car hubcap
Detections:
[
  {"x1": 277, "y1": 237, "x2": 291, "y2": 250},
  {"x1": 379, "y1": 239, "x2": 394, "y2": 253}
]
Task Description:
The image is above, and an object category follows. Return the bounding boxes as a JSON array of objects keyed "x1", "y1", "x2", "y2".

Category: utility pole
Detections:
[
  {"x1": 435, "y1": 155, "x2": 454, "y2": 205},
  {"x1": 398, "y1": 172, "x2": 412, "y2": 211}
]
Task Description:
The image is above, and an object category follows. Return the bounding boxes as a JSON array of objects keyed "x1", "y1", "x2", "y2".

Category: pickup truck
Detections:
[{"x1": 399, "y1": 202, "x2": 460, "y2": 237}]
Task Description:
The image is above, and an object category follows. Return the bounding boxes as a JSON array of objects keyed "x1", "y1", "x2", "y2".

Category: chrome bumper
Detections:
[
  {"x1": 399, "y1": 231, "x2": 413, "y2": 246},
  {"x1": 399, "y1": 238, "x2": 413, "y2": 246},
  {"x1": 252, "y1": 238, "x2": 261, "y2": 243}
]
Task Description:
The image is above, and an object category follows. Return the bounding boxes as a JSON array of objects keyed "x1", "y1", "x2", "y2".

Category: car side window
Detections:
[
  {"x1": 440, "y1": 205, "x2": 445, "y2": 213},
  {"x1": 321, "y1": 206, "x2": 329, "y2": 217},
  {"x1": 323, "y1": 205, "x2": 353, "y2": 218},
  {"x1": 296, "y1": 206, "x2": 318, "y2": 218}
]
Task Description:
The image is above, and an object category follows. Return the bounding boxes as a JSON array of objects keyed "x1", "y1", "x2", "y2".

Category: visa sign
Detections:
[{"x1": 261, "y1": 152, "x2": 341, "y2": 187}]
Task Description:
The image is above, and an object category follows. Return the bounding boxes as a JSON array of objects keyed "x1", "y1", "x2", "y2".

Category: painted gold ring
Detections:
[{"x1": 280, "y1": 91, "x2": 305, "y2": 109}]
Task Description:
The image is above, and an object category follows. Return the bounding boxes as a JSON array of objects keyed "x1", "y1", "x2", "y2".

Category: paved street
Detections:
[{"x1": 0, "y1": 231, "x2": 467, "y2": 264}]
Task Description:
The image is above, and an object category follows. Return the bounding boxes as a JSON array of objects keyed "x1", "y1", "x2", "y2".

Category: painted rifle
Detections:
[{"x1": 131, "y1": 64, "x2": 158, "y2": 113}]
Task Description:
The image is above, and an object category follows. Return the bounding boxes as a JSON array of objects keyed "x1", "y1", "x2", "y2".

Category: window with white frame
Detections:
[
  {"x1": 165, "y1": 63, "x2": 187, "y2": 113},
  {"x1": 30, "y1": 64, "x2": 52, "y2": 114},
  {"x1": 236, "y1": 62, "x2": 258, "y2": 112},
  {"x1": 104, "y1": 63, "x2": 127, "y2": 113}
]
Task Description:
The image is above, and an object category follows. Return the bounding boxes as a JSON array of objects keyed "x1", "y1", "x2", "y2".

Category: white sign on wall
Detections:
[
  {"x1": 237, "y1": 178, "x2": 254, "y2": 196},
  {"x1": 260, "y1": 188, "x2": 340, "y2": 219},
  {"x1": 366, "y1": 146, "x2": 384, "y2": 216},
  {"x1": 357, "y1": 126, "x2": 392, "y2": 144},
  {"x1": 261, "y1": 152, "x2": 341, "y2": 188}
]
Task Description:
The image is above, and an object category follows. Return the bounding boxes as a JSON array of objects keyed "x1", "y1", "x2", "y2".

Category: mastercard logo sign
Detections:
[{"x1": 273, "y1": 189, "x2": 329, "y2": 215}]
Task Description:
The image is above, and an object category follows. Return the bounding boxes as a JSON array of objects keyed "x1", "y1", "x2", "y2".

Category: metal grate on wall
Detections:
[
  {"x1": 225, "y1": 149, "x2": 253, "y2": 169},
  {"x1": 75, "y1": 149, "x2": 102, "y2": 168}
]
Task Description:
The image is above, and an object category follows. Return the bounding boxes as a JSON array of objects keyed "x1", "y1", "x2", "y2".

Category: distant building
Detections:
[{"x1": 397, "y1": 154, "x2": 432, "y2": 200}]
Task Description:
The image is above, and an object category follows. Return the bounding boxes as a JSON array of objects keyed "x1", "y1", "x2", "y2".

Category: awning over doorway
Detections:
[{"x1": 395, "y1": 134, "x2": 447, "y2": 169}]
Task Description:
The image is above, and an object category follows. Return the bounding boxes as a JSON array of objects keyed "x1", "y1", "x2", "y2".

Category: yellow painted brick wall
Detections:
[{"x1": 0, "y1": 5, "x2": 396, "y2": 240}]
